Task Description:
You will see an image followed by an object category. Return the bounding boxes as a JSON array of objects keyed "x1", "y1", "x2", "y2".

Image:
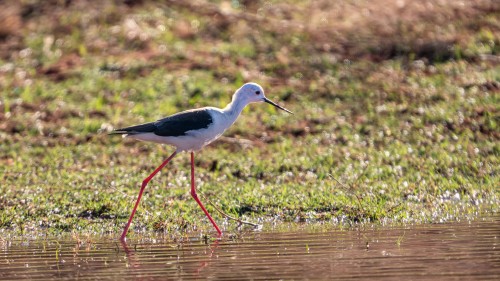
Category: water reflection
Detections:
[
  {"x1": 1, "y1": 215, "x2": 499, "y2": 279},
  {"x1": 119, "y1": 237, "x2": 221, "y2": 277}
]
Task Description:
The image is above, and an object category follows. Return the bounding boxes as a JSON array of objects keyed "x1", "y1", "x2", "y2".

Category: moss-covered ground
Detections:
[{"x1": 0, "y1": 0, "x2": 498, "y2": 238}]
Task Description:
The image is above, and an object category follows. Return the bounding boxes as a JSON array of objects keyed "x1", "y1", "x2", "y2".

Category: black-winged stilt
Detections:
[{"x1": 111, "y1": 82, "x2": 292, "y2": 240}]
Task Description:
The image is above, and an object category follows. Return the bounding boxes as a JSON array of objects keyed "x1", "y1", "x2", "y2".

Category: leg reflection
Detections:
[
  {"x1": 120, "y1": 239, "x2": 140, "y2": 268},
  {"x1": 196, "y1": 237, "x2": 221, "y2": 275},
  {"x1": 119, "y1": 236, "x2": 222, "y2": 276}
]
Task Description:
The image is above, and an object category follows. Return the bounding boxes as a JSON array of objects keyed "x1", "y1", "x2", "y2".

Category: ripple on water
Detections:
[{"x1": 1, "y1": 215, "x2": 499, "y2": 280}]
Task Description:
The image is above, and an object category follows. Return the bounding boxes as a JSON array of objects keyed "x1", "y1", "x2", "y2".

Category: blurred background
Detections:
[{"x1": 0, "y1": 0, "x2": 497, "y2": 128}]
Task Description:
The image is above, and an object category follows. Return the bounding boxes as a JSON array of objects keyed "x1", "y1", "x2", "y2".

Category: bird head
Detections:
[{"x1": 233, "y1": 82, "x2": 293, "y2": 114}]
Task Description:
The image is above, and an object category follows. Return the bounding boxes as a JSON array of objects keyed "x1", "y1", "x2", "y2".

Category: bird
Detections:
[{"x1": 111, "y1": 82, "x2": 293, "y2": 240}]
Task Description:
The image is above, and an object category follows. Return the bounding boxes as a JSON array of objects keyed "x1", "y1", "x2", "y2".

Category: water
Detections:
[{"x1": 1, "y1": 215, "x2": 499, "y2": 280}]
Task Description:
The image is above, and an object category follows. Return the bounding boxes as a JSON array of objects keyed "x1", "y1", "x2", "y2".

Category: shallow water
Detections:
[{"x1": 1, "y1": 215, "x2": 499, "y2": 280}]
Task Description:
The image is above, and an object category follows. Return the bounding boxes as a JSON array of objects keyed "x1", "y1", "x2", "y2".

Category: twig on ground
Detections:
[
  {"x1": 198, "y1": 192, "x2": 260, "y2": 228},
  {"x1": 328, "y1": 173, "x2": 365, "y2": 213}
]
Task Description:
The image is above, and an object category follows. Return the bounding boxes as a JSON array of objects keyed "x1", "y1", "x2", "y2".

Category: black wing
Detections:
[{"x1": 111, "y1": 109, "x2": 213, "y2": 137}]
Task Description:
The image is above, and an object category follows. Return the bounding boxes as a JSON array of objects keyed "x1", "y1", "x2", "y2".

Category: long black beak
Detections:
[{"x1": 264, "y1": 98, "x2": 293, "y2": 114}]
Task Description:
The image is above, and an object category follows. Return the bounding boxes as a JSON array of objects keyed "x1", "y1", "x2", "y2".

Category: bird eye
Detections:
[{"x1": 255, "y1": 91, "x2": 260, "y2": 95}]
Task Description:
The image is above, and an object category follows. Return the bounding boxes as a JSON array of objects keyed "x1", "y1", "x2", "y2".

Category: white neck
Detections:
[{"x1": 222, "y1": 96, "x2": 248, "y2": 125}]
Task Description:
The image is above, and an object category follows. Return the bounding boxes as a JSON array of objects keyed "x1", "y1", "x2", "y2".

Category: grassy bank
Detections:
[{"x1": 0, "y1": 0, "x2": 498, "y2": 237}]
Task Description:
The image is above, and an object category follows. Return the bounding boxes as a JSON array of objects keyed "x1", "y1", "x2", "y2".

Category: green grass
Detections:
[{"x1": 0, "y1": 0, "x2": 498, "y2": 237}]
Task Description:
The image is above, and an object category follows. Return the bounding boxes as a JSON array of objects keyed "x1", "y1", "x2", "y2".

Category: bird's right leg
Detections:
[
  {"x1": 189, "y1": 151, "x2": 223, "y2": 236},
  {"x1": 120, "y1": 151, "x2": 177, "y2": 240}
]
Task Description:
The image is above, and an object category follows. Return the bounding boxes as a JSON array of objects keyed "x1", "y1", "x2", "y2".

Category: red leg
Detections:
[
  {"x1": 190, "y1": 151, "x2": 222, "y2": 236},
  {"x1": 120, "y1": 151, "x2": 177, "y2": 240}
]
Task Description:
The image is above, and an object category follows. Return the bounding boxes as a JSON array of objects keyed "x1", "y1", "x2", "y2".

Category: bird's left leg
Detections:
[
  {"x1": 120, "y1": 151, "x2": 177, "y2": 240},
  {"x1": 190, "y1": 151, "x2": 222, "y2": 236}
]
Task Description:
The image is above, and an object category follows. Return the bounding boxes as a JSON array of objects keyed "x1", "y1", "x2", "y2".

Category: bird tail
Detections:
[
  {"x1": 108, "y1": 130, "x2": 129, "y2": 135},
  {"x1": 108, "y1": 122, "x2": 156, "y2": 136}
]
